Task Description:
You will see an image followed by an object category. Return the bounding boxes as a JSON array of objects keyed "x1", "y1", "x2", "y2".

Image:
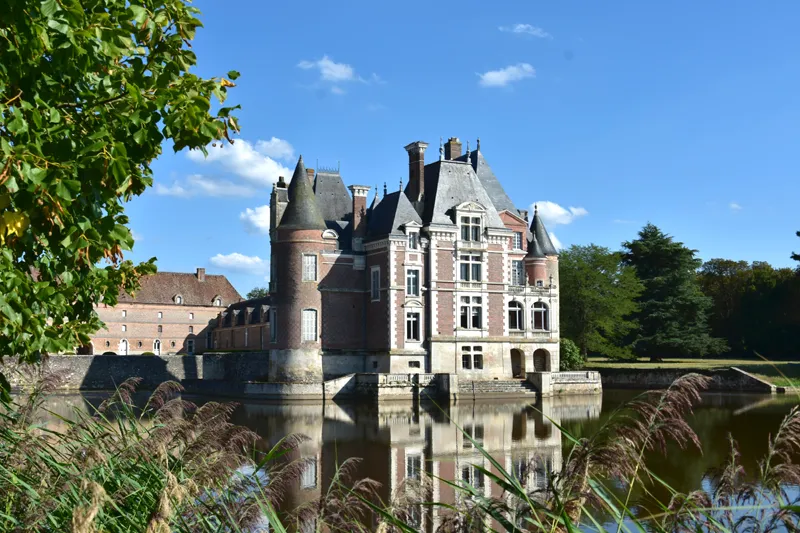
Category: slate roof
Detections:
[
  {"x1": 280, "y1": 156, "x2": 327, "y2": 230},
  {"x1": 117, "y1": 272, "x2": 242, "y2": 307},
  {"x1": 526, "y1": 231, "x2": 547, "y2": 258},
  {"x1": 529, "y1": 206, "x2": 558, "y2": 255},
  {"x1": 418, "y1": 160, "x2": 506, "y2": 229},
  {"x1": 314, "y1": 171, "x2": 352, "y2": 223},
  {"x1": 327, "y1": 219, "x2": 352, "y2": 249},
  {"x1": 455, "y1": 150, "x2": 518, "y2": 215},
  {"x1": 367, "y1": 191, "x2": 422, "y2": 238}
]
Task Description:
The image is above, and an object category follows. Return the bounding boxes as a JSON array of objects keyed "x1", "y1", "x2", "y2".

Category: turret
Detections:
[
  {"x1": 525, "y1": 205, "x2": 558, "y2": 286},
  {"x1": 270, "y1": 156, "x2": 331, "y2": 381}
]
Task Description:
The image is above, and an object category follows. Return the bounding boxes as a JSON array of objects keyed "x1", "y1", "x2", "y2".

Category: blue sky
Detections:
[{"x1": 125, "y1": 0, "x2": 800, "y2": 295}]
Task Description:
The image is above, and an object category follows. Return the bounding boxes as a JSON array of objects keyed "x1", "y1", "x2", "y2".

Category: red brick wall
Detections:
[
  {"x1": 437, "y1": 291, "x2": 454, "y2": 336},
  {"x1": 322, "y1": 292, "x2": 364, "y2": 350},
  {"x1": 394, "y1": 250, "x2": 404, "y2": 350},
  {"x1": 499, "y1": 211, "x2": 528, "y2": 251},
  {"x1": 437, "y1": 248, "x2": 454, "y2": 285},
  {"x1": 366, "y1": 249, "x2": 389, "y2": 350}
]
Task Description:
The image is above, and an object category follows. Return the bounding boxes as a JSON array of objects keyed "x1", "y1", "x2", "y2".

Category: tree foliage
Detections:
[
  {"x1": 622, "y1": 224, "x2": 726, "y2": 360},
  {"x1": 793, "y1": 231, "x2": 800, "y2": 266},
  {"x1": 559, "y1": 338, "x2": 584, "y2": 371},
  {"x1": 699, "y1": 259, "x2": 800, "y2": 357},
  {"x1": 559, "y1": 244, "x2": 642, "y2": 359},
  {"x1": 246, "y1": 286, "x2": 269, "y2": 300},
  {"x1": 0, "y1": 0, "x2": 240, "y2": 397}
]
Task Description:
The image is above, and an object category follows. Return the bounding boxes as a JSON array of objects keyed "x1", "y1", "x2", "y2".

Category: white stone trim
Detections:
[{"x1": 389, "y1": 241, "x2": 397, "y2": 350}]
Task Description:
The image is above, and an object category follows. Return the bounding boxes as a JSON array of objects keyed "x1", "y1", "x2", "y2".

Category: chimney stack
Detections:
[
  {"x1": 403, "y1": 141, "x2": 428, "y2": 203},
  {"x1": 444, "y1": 137, "x2": 462, "y2": 160},
  {"x1": 306, "y1": 168, "x2": 315, "y2": 187},
  {"x1": 196, "y1": 267, "x2": 206, "y2": 282},
  {"x1": 348, "y1": 185, "x2": 370, "y2": 250}
]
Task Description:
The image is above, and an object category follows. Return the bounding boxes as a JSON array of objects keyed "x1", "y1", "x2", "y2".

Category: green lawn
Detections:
[{"x1": 586, "y1": 357, "x2": 800, "y2": 388}]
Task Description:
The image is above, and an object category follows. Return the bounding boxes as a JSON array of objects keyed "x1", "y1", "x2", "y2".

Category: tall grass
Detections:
[{"x1": 2, "y1": 370, "x2": 800, "y2": 532}]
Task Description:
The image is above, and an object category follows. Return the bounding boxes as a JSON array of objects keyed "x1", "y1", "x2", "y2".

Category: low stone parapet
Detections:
[
  {"x1": 597, "y1": 366, "x2": 778, "y2": 393},
  {"x1": 526, "y1": 371, "x2": 602, "y2": 397}
]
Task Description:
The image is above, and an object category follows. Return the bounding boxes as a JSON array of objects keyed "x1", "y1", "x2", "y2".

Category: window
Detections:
[
  {"x1": 121, "y1": 325, "x2": 127, "y2": 332},
  {"x1": 408, "y1": 232, "x2": 419, "y2": 250},
  {"x1": 269, "y1": 309, "x2": 277, "y2": 343},
  {"x1": 459, "y1": 254, "x2": 482, "y2": 282},
  {"x1": 153, "y1": 339, "x2": 161, "y2": 354},
  {"x1": 513, "y1": 457, "x2": 527, "y2": 482},
  {"x1": 511, "y1": 260, "x2": 525, "y2": 286},
  {"x1": 121, "y1": 310, "x2": 127, "y2": 318},
  {"x1": 463, "y1": 424, "x2": 485, "y2": 450},
  {"x1": 189, "y1": 326, "x2": 194, "y2": 334},
  {"x1": 406, "y1": 454, "x2": 422, "y2": 480},
  {"x1": 213, "y1": 298, "x2": 222, "y2": 307},
  {"x1": 302, "y1": 254, "x2": 317, "y2": 282},
  {"x1": 462, "y1": 346, "x2": 483, "y2": 370},
  {"x1": 509, "y1": 301, "x2": 524, "y2": 331},
  {"x1": 409, "y1": 360, "x2": 421, "y2": 368},
  {"x1": 406, "y1": 312, "x2": 421, "y2": 341},
  {"x1": 137, "y1": 341, "x2": 143, "y2": 348},
  {"x1": 170, "y1": 341, "x2": 176, "y2": 348},
  {"x1": 301, "y1": 309, "x2": 317, "y2": 342},
  {"x1": 158, "y1": 311, "x2": 163, "y2": 319},
  {"x1": 157, "y1": 325, "x2": 162, "y2": 334},
  {"x1": 532, "y1": 302, "x2": 549, "y2": 331},
  {"x1": 175, "y1": 295, "x2": 183, "y2": 305},
  {"x1": 370, "y1": 267, "x2": 380, "y2": 301},
  {"x1": 105, "y1": 341, "x2": 110, "y2": 348},
  {"x1": 406, "y1": 269, "x2": 420, "y2": 296},
  {"x1": 460, "y1": 216, "x2": 481, "y2": 242},
  {"x1": 461, "y1": 464, "x2": 485, "y2": 489},
  {"x1": 459, "y1": 296, "x2": 482, "y2": 329},
  {"x1": 513, "y1": 231, "x2": 523, "y2": 250},
  {"x1": 189, "y1": 312, "x2": 194, "y2": 320},
  {"x1": 301, "y1": 460, "x2": 317, "y2": 489}
]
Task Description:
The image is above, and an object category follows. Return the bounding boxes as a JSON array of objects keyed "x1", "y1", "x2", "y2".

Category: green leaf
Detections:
[
  {"x1": 49, "y1": 107, "x2": 61, "y2": 123},
  {"x1": 47, "y1": 18, "x2": 70, "y2": 34},
  {"x1": 227, "y1": 70, "x2": 240, "y2": 80},
  {"x1": 129, "y1": 5, "x2": 148, "y2": 24},
  {"x1": 41, "y1": 0, "x2": 59, "y2": 17}
]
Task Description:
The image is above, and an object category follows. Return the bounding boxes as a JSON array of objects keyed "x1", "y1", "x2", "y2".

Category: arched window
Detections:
[
  {"x1": 301, "y1": 309, "x2": 317, "y2": 342},
  {"x1": 532, "y1": 302, "x2": 549, "y2": 331},
  {"x1": 213, "y1": 297, "x2": 222, "y2": 307},
  {"x1": 508, "y1": 301, "x2": 524, "y2": 331},
  {"x1": 153, "y1": 339, "x2": 161, "y2": 355},
  {"x1": 175, "y1": 294, "x2": 183, "y2": 305}
]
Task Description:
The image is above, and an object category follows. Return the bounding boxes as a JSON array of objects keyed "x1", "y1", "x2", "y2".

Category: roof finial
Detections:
[
  {"x1": 439, "y1": 137, "x2": 444, "y2": 161},
  {"x1": 476, "y1": 137, "x2": 481, "y2": 151},
  {"x1": 399, "y1": 177, "x2": 403, "y2": 191},
  {"x1": 465, "y1": 140, "x2": 471, "y2": 165},
  {"x1": 534, "y1": 203, "x2": 538, "y2": 214},
  {"x1": 383, "y1": 182, "x2": 387, "y2": 197}
]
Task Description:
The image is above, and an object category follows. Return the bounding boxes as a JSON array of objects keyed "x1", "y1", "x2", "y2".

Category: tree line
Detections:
[{"x1": 560, "y1": 224, "x2": 800, "y2": 361}]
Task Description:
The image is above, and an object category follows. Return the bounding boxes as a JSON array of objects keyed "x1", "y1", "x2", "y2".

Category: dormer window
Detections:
[
  {"x1": 461, "y1": 216, "x2": 482, "y2": 242},
  {"x1": 408, "y1": 232, "x2": 419, "y2": 250},
  {"x1": 212, "y1": 296, "x2": 222, "y2": 307},
  {"x1": 174, "y1": 294, "x2": 183, "y2": 305}
]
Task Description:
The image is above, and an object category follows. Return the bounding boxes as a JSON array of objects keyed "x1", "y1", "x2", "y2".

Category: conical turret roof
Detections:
[
  {"x1": 529, "y1": 205, "x2": 558, "y2": 255},
  {"x1": 279, "y1": 156, "x2": 327, "y2": 230},
  {"x1": 526, "y1": 230, "x2": 546, "y2": 259}
]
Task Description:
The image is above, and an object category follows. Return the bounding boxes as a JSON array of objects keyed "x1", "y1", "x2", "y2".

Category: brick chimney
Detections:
[
  {"x1": 444, "y1": 137, "x2": 462, "y2": 160},
  {"x1": 348, "y1": 185, "x2": 370, "y2": 250},
  {"x1": 196, "y1": 267, "x2": 206, "y2": 282},
  {"x1": 306, "y1": 168, "x2": 315, "y2": 186},
  {"x1": 403, "y1": 141, "x2": 428, "y2": 202}
]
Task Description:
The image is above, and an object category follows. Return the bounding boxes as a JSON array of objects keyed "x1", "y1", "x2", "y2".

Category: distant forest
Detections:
[{"x1": 559, "y1": 226, "x2": 800, "y2": 361}]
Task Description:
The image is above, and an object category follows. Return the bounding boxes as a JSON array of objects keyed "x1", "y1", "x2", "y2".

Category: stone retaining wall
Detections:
[
  {"x1": 4, "y1": 353, "x2": 270, "y2": 390},
  {"x1": 597, "y1": 366, "x2": 777, "y2": 393}
]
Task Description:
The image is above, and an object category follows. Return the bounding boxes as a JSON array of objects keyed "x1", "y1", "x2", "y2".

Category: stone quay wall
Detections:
[
  {"x1": 598, "y1": 366, "x2": 778, "y2": 393},
  {"x1": 4, "y1": 353, "x2": 271, "y2": 391}
]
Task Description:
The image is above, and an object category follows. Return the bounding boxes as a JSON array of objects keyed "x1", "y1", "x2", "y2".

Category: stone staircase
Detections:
[{"x1": 459, "y1": 379, "x2": 539, "y2": 398}]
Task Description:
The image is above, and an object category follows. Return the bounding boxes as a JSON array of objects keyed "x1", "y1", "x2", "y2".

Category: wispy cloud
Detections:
[
  {"x1": 154, "y1": 174, "x2": 255, "y2": 198},
  {"x1": 209, "y1": 253, "x2": 269, "y2": 275},
  {"x1": 240, "y1": 205, "x2": 271, "y2": 235},
  {"x1": 297, "y1": 55, "x2": 382, "y2": 91},
  {"x1": 478, "y1": 63, "x2": 535, "y2": 87},
  {"x1": 531, "y1": 201, "x2": 588, "y2": 227},
  {"x1": 498, "y1": 24, "x2": 552, "y2": 39},
  {"x1": 729, "y1": 202, "x2": 742, "y2": 212},
  {"x1": 187, "y1": 138, "x2": 292, "y2": 186}
]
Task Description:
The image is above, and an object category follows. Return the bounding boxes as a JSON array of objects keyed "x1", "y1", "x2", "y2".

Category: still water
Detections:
[{"x1": 36, "y1": 390, "x2": 800, "y2": 530}]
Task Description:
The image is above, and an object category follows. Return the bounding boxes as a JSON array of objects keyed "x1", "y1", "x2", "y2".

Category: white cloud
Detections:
[
  {"x1": 254, "y1": 137, "x2": 295, "y2": 161},
  {"x1": 478, "y1": 63, "x2": 535, "y2": 87},
  {"x1": 240, "y1": 205, "x2": 271, "y2": 235},
  {"x1": 297, "y1": 56, "x2": 382, "y2": 87},
  {"x1": 549, "y1": 232, "x2": 563, "y2": 250},
  {"x1": 154, "y1": 174, "x2": 255, "y2": 198},
  {"x1": 331, "y1": 86, "x2": 346, "y2": 95},
  {"x1": 187, "y1": 139, "x2": 292, "y2": 186},
  {"x1": 499, "y1": 24, "x2": 552, "y2": 39},
  {"x1": 209, "y1": 253, "x2": 269, "y2": 275},
  {"x1": 729, "y1": 202, "x2": 742, "y2": 211},
  {"x1": 531, "y1": 201, "x2": 588, "y2": 227}
]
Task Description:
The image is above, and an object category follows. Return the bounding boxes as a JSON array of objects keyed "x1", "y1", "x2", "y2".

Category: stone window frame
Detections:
[
  {"x1": 532, "y1": 301, "x2": 550, "y2": 331},
  {"x1": 174, "y1": 294, "x2": 183, "y2": 305},
  {"x1": 511, "y1": 259, "x2": 525, "y2": 287},
  {"x1": 459, "y1": 295, "x2": 483, "y2": 330},
  {"x1": 461, "y1": 345, "x2": 484, "y2": 370},
  {"x1": 158, "y1": 311, "x2": 163, "y2": 319},
  {"x1": 121, "y1": 309, "x2": 127, "y2": 318},
  {"x1": 405, "y1": 309, "x2": 421, "y2": 342},
  {"x1": 455, "y1": 201, "x2": 487, "y2": 244},
  {"x1": 301, "y1": 308, "x2": 318, "y2": 342},
  {"x1": 212, "y1": 296, "x2": 223, "y2": 307},
  {"x1": 406, "y1": 453, "x2": 423, "y2": 480},
  {"x1": 370, "y1": 266, "x2": 381, "y2": 302},
  {"x1": 508, "y1": 301, "x2": 524, "y2": 331},
  {"x1": 458, "y1": 253, "x2": 482, "y2": 282},
  {"x1": 301, "y1": 458, "x2": 317, "y2": 490},
  {"x1": 189, "y1": 312, "x2": 194, "y2": 320},
  {"x1": 302, "y1": 253, "x2": 318, "y2": 282},
  {"x1": 153, "y1": 339, "x2": 161, "y2": 355},
  {"x1": 512, "y1": 231, "x2": 524, "y2": 250},
  {"x1": 157, "y1": 325, "x2": 163, "y2": 334},
  {"x1": 121, "y1": 324, "x2": 127, "y2": 332}
]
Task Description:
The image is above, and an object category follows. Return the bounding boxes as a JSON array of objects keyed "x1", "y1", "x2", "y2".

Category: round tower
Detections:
[{"x1": 270, "y1": 155, "x2": 331, "y2": 382}]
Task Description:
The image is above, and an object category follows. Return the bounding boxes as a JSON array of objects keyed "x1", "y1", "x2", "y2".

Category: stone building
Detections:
[
  {"x1": 215, "y1": 137, "x2": 561, "y2": 382},
  {"x1": 88, "y1": 268, "x2": 241, "y2": 355}
]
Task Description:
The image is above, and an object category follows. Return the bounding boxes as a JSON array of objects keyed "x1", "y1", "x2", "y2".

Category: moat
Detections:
[{"x1": 35, "y1": 390, "x2": 800, "y2": 530}]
